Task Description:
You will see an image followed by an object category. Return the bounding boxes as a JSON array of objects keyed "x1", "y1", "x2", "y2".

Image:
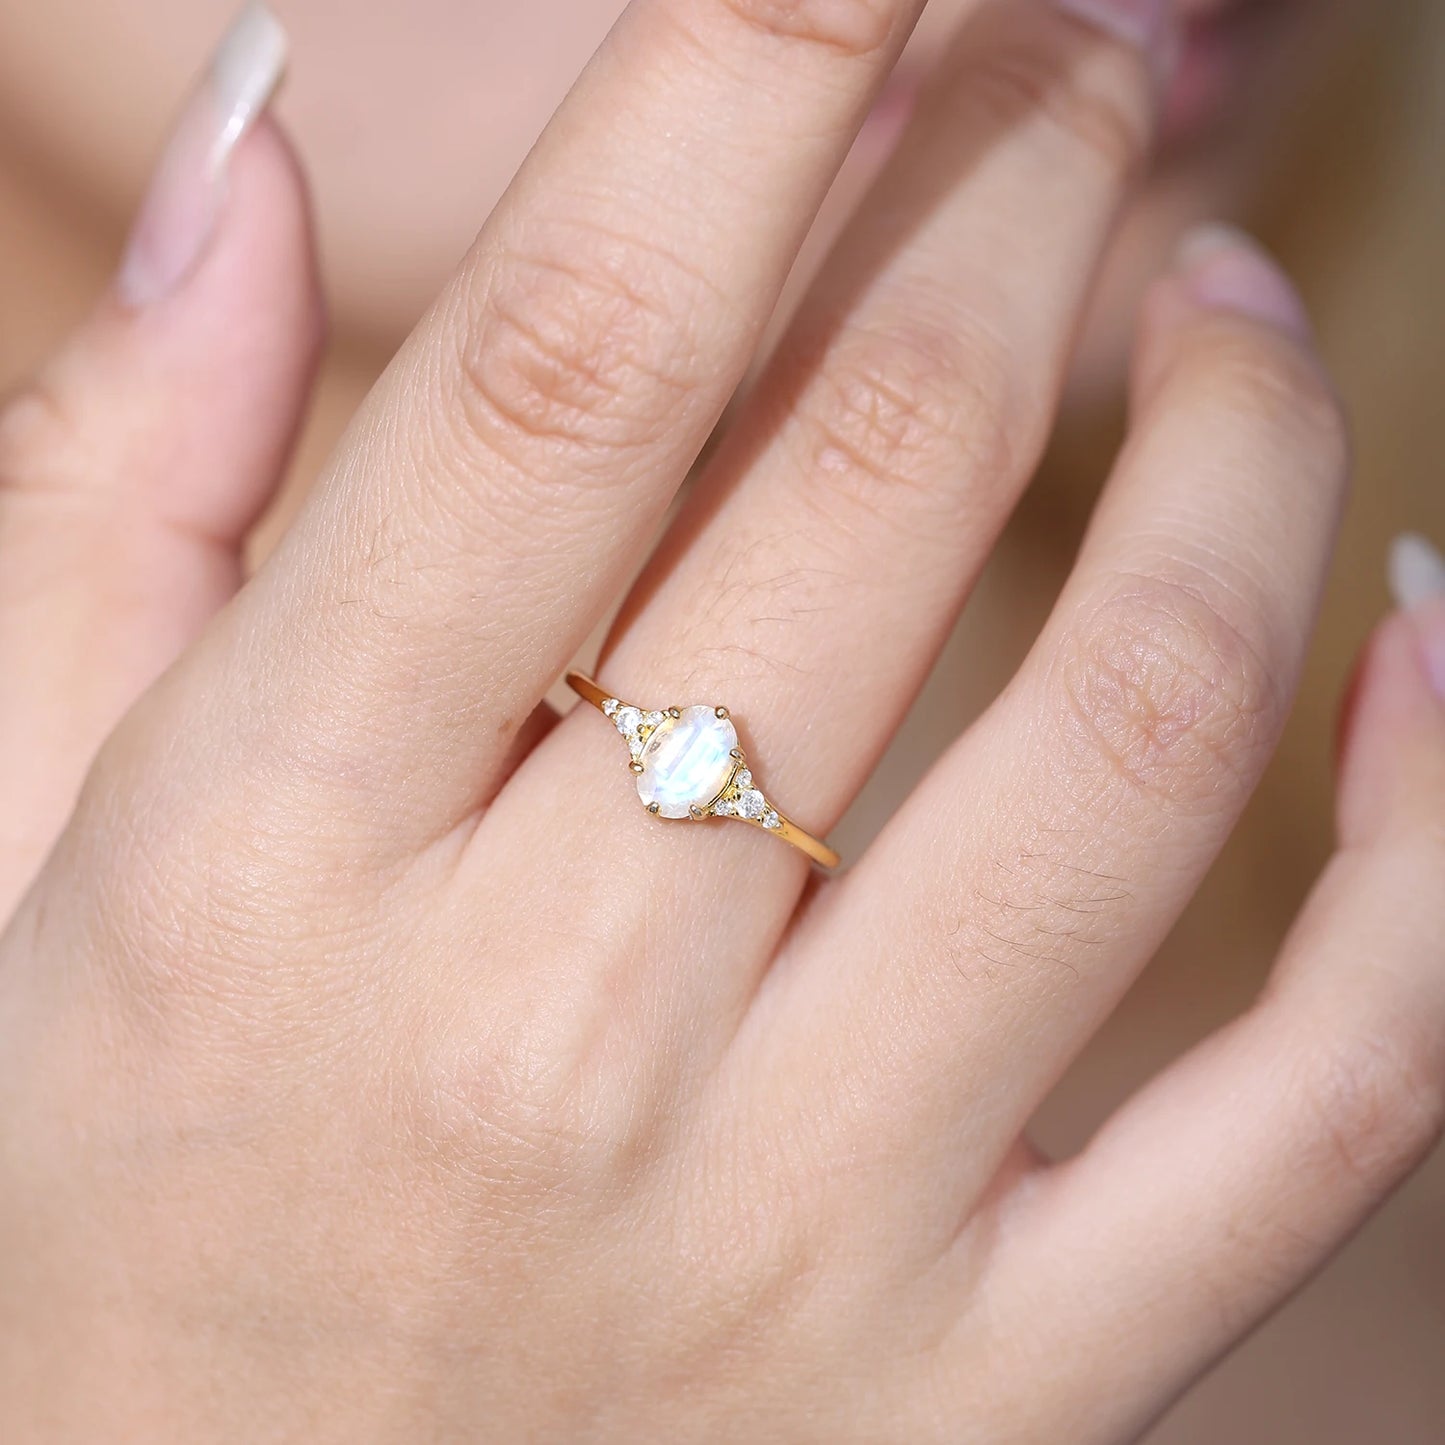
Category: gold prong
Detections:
[
  {"x1": 715, "y1": 706, "x2": 729, "y2": 720},
  {"x1": 566, "y1": 668, "x2": 840, "y2": 869},
  {"x1": 689, "y1": 804, "x2": 707, "y2": 819},
  {"x1": 629, "y1": 760, "x2": 644, "y2": 774}
]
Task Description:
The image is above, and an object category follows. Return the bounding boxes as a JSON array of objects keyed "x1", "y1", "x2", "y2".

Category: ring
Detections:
[{"x1": 566, "y1": 671, "x2": 840, "y2": 870}]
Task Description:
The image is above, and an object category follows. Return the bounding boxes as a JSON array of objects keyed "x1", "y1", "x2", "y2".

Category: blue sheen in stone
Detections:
[{"x1": 636, "y1": 706, "x2": 738, "y2": 819}]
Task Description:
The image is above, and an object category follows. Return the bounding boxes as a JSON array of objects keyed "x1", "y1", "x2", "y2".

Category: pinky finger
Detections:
[{"x1": 973, "y1": 546, "x2": 1445, "y2": 1442}]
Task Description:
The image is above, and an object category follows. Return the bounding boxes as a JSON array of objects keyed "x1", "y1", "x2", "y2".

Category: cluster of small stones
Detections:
[
  {"x1": 602, "y1": 697, "x2": 781, "y2": 830},
  {"x1": 602, "y1": 697, "x2": 667, "y2": 762},
  {"x1": 708, "y1": 766, "x2": 781, "y2": 831}
]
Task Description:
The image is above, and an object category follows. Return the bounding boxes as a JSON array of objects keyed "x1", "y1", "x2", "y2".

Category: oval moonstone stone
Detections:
[{"x1": 636, "y1": 706, "x2": 738, "y2": 819}]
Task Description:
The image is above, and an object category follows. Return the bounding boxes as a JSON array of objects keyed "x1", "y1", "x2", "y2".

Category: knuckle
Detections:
[
  {"x1": 714, "y1": 0, "x2": 897, "y2": 57},
  {"x1": 790, "y1": 316, "x2": 1018, "y2": 530},
  {"x1": 1299, "y1": 1022, "x2": 1445, "y2": 1196},
  {"x1": 64, "y1": 741, "x2": 403, "y2": 1046},
  {"x1": 674, "y1": 1171, "x2": 830, "y2": 1352},
  {"x1": 1056, "y1": 574, "x2": 1282, "y2": 812},
  {"x1": 447, "y1": 225, "x2": 709, "y2": 465},
  {"x1": 417, "y1": 1043, "x2": 594, "y2": 1209},
  {"x1": 0, "y1": 370, "x2": 83, "y2": 490},
  {"x1": 413, "y1": 984, "x2": 662, "y2": 1217},
  {"x1": 941, "y1": 849, "x2": 1136, "y2": 988},
  {"x1": 967, "y1": 35, "x2": 1149, "y2": 182}
]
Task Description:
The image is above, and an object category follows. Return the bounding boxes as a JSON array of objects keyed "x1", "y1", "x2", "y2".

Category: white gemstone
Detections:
[
  {"x1": 713, "y1": 798, "x2": 734, "y2": 816},
  {"x1": 635, "y1": 706, "x2": 739, "y2": 819},
  {"x1": 614, "y1": 706, "x2": 642, "y2": 736},
  {"x1": 602, "y1": 698, "x2": 620, "y2": 717},
  {"x1": 645, "y1": 711, "x2": 666, "y2": 727},
  {"x1": 738, "y1": 788, "x2": 766, "y2": 820},
  {"x1": 764, "y1": 810, "x2": 780, "y2": 829},
  {"x1": 735, "y1": 769, "x2": 752, "y2": 789}
]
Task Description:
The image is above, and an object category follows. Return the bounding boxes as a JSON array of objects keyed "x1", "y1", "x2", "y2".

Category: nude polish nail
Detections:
[
  {"x1": 1389, "y1": 533, "x2": 1445, "y2": 700},
  {"x1": 1174, "y1": 223, "x2": 1314, "y2": 341},
  {"x1": 116, "y1": 2, "x2": 287, "y2": 307}
]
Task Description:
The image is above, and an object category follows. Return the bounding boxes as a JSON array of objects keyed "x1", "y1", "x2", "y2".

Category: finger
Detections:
[
  {"x1": 183, "y1": 0, "x2": 935, "y2": 847},
  {"x1": 480, "y1": 0, "x2": 1169, "y2": 1052},
  {"x1": 965, "y1": 581, "x2": 1445, "y2": 1443},
  {"x1": 765, "y1": 229, "x2": 1350, "y2": 1239},
  {"x1": 0, "y1": 6, "x2": 320, "y2": 911}
]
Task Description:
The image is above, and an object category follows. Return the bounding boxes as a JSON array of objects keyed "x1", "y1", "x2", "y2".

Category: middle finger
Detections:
[{"x1": 142, "y1": 0, "x2": 934, "y2": 856}]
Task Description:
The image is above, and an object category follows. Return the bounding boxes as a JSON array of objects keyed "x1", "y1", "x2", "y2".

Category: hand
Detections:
[{"x1": 2, "y1": 0, "x2": 1442, "y2": 1439}]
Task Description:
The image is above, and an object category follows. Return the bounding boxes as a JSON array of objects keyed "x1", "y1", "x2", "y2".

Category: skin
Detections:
[{"x1": 0, "y1": 0, "x2": 1441, "y2": 1440}]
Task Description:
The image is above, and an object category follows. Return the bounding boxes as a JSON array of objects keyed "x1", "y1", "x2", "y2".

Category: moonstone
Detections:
[{"x1": 636, "y1": 706, "x2": 738, "y2": 819}]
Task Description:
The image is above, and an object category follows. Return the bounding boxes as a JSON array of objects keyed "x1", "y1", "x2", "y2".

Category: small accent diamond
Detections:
[
  {"x1": 763, "y1": 810, "x2": 780, "y2": 829},
  {"x1": 614, "y1": 705, "x2": 642, "y2": 736},
  {"x1": 738, "y1": 788, "x2": 766, "y2": 820},
  {"x1": 713, "y1": 798, "x2": 734, "y2": 816},
  {"x1": 602, "y1": 698, "x2": 620, "y2": 717},
  {"x1": 735, "y1": 769, "x2": 752, "y2": 789}
]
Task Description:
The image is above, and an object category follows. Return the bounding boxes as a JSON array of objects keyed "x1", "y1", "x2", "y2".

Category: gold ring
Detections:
[{"x1": 566, "y1": 671, "x2": 840, "y2": 870}]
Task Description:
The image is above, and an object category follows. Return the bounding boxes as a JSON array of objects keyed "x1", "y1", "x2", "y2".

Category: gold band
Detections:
[{"x1": 566, "y1": 671, "x2": 839, "y2": 870}]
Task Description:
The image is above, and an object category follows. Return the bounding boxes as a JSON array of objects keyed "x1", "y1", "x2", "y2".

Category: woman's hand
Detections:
[{"x1": 2, "y1": 0, "x2": 1442, "y2": 1438}]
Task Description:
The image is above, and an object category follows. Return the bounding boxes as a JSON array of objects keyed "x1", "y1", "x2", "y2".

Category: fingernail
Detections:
[
  {"x1": 1389, "y1": 533, "x2": 1445, "y2": 700},
  {"x1": 1390, "y1": 533, "x2": 1445, "y2": 611},
  {"x1": 1053, "y1": 0, "x2": 1174, "y2": 60},
  {"x1": 1173, "y1": 223, "x2": 1313, "y2": 340},
  {"x1": 116, "y1": 3, "x2": 287, "y2": 307}
]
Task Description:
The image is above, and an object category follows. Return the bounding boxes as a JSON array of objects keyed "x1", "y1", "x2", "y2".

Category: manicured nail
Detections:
[
  {"x1": 116, "y1": 3, "x2": 287, "y2": 307},
  {"x1": 1389, "y1": 533, "x2": 1445, "y2": 611},
  {"x1": 1053, "y1": 0, "x2": 1173, "y2": 59},
  {"x1": 1389, "y1": 533, "x2": 1445, "y2": 700},
  {"x1": 1173, "y1": 223, "x2": 1313, "y2": 340}
]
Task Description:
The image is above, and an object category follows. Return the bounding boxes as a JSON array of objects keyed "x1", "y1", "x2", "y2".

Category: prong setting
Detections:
[
  {"x1": 605, "y1": 692, "x2": 786, "y2": 837},
  {"x1": 567, "y1": 670, "x2": 836, "y2": 868}
]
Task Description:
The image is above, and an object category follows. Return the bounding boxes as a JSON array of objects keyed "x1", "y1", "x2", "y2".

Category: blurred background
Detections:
[{"x1": 0, "y1": 0, "x2": 1441, "y2": 1436}]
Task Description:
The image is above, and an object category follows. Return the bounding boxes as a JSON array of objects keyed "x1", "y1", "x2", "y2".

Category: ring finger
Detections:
[{"x1": 473, "y1": 0, "x2": 1170, "y2": 1047}]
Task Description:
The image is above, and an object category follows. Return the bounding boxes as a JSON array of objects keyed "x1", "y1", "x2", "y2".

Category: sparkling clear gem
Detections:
[
  {"x1": 713, "y1": 798, "x2": 734, "y2": 816},
  {"x1": 614, "y1": 706, "x2": 642, "y2": 736},
  {"x1": 764, "y1": 810, "x2": 780, "y2": 829},
  {"x1": 645, "y1": 711, "x2": 666, "y2": 727},
  {"x1": 738, "y1": 788, "x2": 766, "y2": 820},
  {"x1": 602, "y1": 698, "x2": 620, "y2": 717},
  {"x1": 735, "y1": 769, "x2": 752, "y2": 789},
  {"x1": 635, "y1": 706, "x2": 739, "y2": 819}
]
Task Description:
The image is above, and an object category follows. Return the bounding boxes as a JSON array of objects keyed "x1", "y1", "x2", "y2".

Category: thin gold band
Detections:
[{"x1": 566, "y1": 671, "x2": 840, "y2": 870}]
